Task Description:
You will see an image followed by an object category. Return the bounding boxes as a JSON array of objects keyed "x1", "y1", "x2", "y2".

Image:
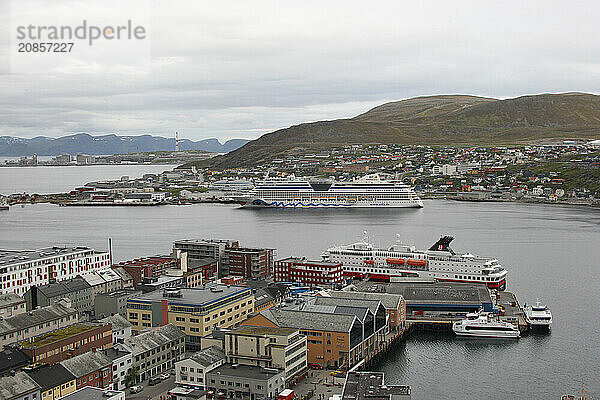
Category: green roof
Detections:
[{"x1": 20, "y1": 324, "x2": 98, "y2": 349}]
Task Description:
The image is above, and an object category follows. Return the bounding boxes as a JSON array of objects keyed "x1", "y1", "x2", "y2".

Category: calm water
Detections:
[
  {"x1": 1, "y1": 199, "x2": 599, "y2": 398},
  {"x1": 0, "y1": 164, "x2": 177, "y2": 195}
]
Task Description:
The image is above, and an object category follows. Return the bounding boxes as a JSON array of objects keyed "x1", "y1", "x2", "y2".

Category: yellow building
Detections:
[
  {"x1": 127, "y1": 285, "x2": 254, "y2": 351},
  {"x1": 25, "y1": 364, "x2": 77, "y2": 400}
]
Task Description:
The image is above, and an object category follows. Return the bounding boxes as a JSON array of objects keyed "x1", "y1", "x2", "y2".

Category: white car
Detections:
[
  {"x1": 129, "y1": 385, "x2": 143, "y2": 394},
  {"x1": 159, "y1": 373, "x2": 170, "y2": 380}
]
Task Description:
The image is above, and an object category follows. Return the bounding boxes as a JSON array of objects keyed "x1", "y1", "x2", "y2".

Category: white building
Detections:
[
  {"x1": 0, "y1": 246, "x2": 110, "y2": 296},
  {"x1": 175, "y1": 346, "x2": 226, "y2": 389},
  {"x1": 99, "y1": 314, "x2": 133, "y2": 344},
  {"x1": 104, "y1": 348, "x2": 133, "y2": 391}
]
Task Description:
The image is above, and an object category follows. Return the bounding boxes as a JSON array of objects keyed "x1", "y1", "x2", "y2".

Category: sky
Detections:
[{"x1": 1, "y1": 0, "x2": 599, "y2": 142}]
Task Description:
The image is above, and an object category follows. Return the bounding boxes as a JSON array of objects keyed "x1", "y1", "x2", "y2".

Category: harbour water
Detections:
[
  {"x1": 0, "y1": 164, "x2": 177, "y2": 195},
  {"x1": 2, "y1": 198, "x2": 599, "y2": 399}
]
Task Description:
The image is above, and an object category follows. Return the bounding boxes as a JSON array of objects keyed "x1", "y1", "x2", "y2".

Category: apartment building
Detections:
[
  {"x1": 111, "y1": 256, "x2": 176, "y2": 288},
  {"x1": 225, "y1": 248, "x2": 274, "y2": 280},
  {"x1": 274, "y1": 258, "x2": 344, "y2": 287},
  {"x1": 24, "y1": 364, "x2": 77, "y2": 400},
  {"x1": 60, "y1": 351, "x2": 113, "y2": 389},
  {"x1": 0, "y1": 246, "x2": 110, "y2": 296},
  {"x1": 224, "y1": 325, "x2": 307, "y2": 384},
  {"x1": 174, "y1": 346, "x2": 225, "y2": 389},
  {"x1": 0, "y1": 293, "x2": 27, "y2": 318},
  {"x1": 98, "y1": 314, "x2": 132, "y2": 344},
  {"x1": 0, "y1": 299, "x2": 79, "y2": 348},
  {"x1": 126, "y1": 285, "x2": 254, "y2": 351},
  {"x1": 205, "y1": 364, "x2": 285, "y2": 400},
  {"x1": 173, "y1": 239, "x2": 239, "y2": 278},
  {"x1": 0, "y1": 371, "x2": 41, "y2": 400},
  {"x1": 114, "y1": 324, "x2": 186, "y2": 382},
  {"x1": 103, "y1": 347, "x2": 133, "y2": 391},
  {"x1": 19, "y1": 322, "x2": 113, "y2": 364}
]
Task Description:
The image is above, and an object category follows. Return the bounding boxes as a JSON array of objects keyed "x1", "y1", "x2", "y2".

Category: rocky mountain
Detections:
[
  {"x1": 190, "y1": 92, "x2": 600, "y2": 169},
  {"x1": 0, "y1": 133, "x2": 249, "y2": 156}
]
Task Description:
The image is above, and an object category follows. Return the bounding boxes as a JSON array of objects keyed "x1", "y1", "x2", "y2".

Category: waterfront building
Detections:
[
  {"x1": 224, "y1": 325, "x2": 307, "y2": 384},
  {"x1": 274, "y1": 258, "x2": 344, "y2": 287},
  {"x1": 94, "y1": 289, "x2": 142, "y2": 318},
  {"x1": 23, "y1": 364, "x2": 77, "y2": 400},
  {"x1": 173, "y1": 239, "x2": 239, "y2": 278},
  {"x1": 327, "y1": 291, "x2": 407, "y2": 331},
  {"x1": 0, "y1": 299, "x2": 79, "y2": 348},
  {"x1": 98, "y1": 314, "x2": 132, "y2": 344},
  {"x1": 126, "y1": 285, "x2": 254, "y2": 351},
  {"x1": 205, "y1": 364, "x2": 285, "y2": 400},
  {"x1": 224, "y1": 247, "x2": 274, "y2": 280},
  {"x1": 114, "y1": 324, "x2": 186, "y2": 382},
  {"x1": 174, "y1": 346, "x2": 226, "y2": 389},
  {"x1": 19, "y1": 322, "x2": 113, "y2": 364},
  {"x1": 0, "y1": 246, "x2": 110, "y2": 296},
  {"x1": 0, "y1": 371, "x2": 41, "y2": 400},
  {"x1": 60, "y1": 351, "x2": 113, "y2": 390},
  {"x1": 342, "y1": 371, "x2": 411, "y2": 400},
  {"x1": 0, "y1": 293, "x2": 27, "y2": 318},
  {"x1": 111, "y1": 256, "x2": 176, "y2": 288}
]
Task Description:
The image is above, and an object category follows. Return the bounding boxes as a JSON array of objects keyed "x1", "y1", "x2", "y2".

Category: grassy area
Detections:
[
  {"x1": 21, "y1": 324, "x2": 96, "y2": 349},
  {"x1": 508, "y1": 161, "x2": 600, "y2": 194}
]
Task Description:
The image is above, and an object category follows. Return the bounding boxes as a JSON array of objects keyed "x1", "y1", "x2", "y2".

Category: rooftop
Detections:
[
  {"x1": 113, "y1": 256, "x2": 175, "y2": 268},
  {"x1": 312, "y1": 296, "x2": 382, "y2": 315},
  {"x1": 0, "y1": 348, "x2": 30, "y2": 376},
  {"x1": 0, "y1": 293, "x2": 26, "y2": 309},
  {"x1": 0, "y1": 301, "x2": 77, "y2": 336},
  {"x1": 0, "y1": 371, "x2": 41, "y2": 400},
  {"x1": 96, "y1": 289, "x2": 141, "y2": 299},
  {"x1": 82, "y1": 269, "x2": 121, "y2": 286},
  {"x1": 118, "y1": 324, "x2": 185, "y2": 356},
  {"x1": 328, "y1": 291, "x2": 403, "y2": 310},
  {"x1": 385, "y1": 282, "x2": 492, "y2": 305},
  {"x1": 128, "y1": 285, "x2": 251, "y2": 306},
  {"x1": 0, "y1": 246, "x2": 101, "y2": 266},
  {"x1": 24, "y1": 364, "x2": 75, "y2": 391},
  {"x1": 259, "y1": 308, "x2": 356, "y2": 333},
  {"x1": 34, "y1": 276, "x2": 91, "y2": 298},
  {"x1": 98, "y1": 314, "x2": 132, "y2": 331},
  {"x1": 188, "y1": 345, "x2": 225, "y2": 367},
  {"x1": 20, "y1": 323, "x2": 103, "y2": 349},
  {"x1": 59, "y1": 387, "x2": 124, "y2": 400},
  {"x1": 230, "y1": 325, "x2": 298, "y2": 337},
  {"x1": 342, "y1": 372, "x2": 410, "y2": 400},
  {"x1": 60, "y1": 351, "x2": 112, "y2": 378},
  {"x1": 207, "y1": 364, "x2": 284, "y2": 381}
]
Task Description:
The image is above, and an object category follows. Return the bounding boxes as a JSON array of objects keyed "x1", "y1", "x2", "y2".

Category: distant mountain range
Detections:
[
  {"x1": 189, "y1": 92, "x2": 600, "y2": 169},
  {"x1": 0, "y1": 133, "x2": 250, "y2": 156}
]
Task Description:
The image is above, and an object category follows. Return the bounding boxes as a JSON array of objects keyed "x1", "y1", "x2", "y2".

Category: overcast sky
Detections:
[{"x1": 1, "y1": 0, "x2": 599, "y2": 142}]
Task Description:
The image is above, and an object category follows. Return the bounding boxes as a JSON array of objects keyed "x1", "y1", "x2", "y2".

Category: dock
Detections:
[{"x1": 496, "y1": 290, "x2": 528, "y2": 331}]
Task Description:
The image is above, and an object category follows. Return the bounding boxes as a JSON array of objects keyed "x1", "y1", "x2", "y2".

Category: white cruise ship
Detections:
[
  {"x1": 235, "y1": 174, "x2": 423, "y2": 208},
  {"x1": 321, "y1": 234, "x2": 508, "y2": 289}
]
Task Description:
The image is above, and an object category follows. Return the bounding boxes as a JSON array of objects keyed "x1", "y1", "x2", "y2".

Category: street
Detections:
[{"x1": 127, "y1": 376, "x2": 177, "y2": 400}]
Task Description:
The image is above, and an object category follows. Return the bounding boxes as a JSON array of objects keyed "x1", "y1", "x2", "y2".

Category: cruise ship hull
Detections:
[{"x1": 239, "y1": 198, "x2": 424, "y2": 208}]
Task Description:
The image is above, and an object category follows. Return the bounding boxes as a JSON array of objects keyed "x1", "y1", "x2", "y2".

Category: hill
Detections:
[
  {"x1": 189, "y1": 92, "x2": 600, "y2": 169},
  {"x1": 0, "y1": 133, "x2": 249, "y2": 156}
]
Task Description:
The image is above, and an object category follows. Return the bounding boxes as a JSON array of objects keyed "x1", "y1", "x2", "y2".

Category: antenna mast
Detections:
[{"x1": 175, "y1": 131, "x2": 180, "y2": 151}]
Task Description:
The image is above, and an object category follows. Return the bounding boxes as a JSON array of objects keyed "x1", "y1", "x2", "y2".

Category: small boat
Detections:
[
  {"x1": 0, "y1": 199, "x2": 9, "y2": 211},
  {"x1": 453, "y1": 312, "x2": 520, "y2": 339},
  {"x1": 525, "y1": 299, "x2": 552, "y2": 330},
  {"x1": 406, "y1": 259, "x2": 427, "y2": 267},
  {"x1": 364, "y1": 260, "x2": 374, "y2": 265}
]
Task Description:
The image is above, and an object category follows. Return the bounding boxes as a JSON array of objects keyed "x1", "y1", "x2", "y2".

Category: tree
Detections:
[{"x1": 124, "y1": 365, "x2": 140, "y2": 388}]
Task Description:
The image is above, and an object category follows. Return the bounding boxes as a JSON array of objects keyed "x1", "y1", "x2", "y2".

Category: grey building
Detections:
[
  {"x1": 115, "y1": 323, "x2": 186, "y2": 382},
  {"x1": 82, "y1": 269, "x2": 124, "y2": 306},
  {"x1": 0, "y1": 294, "x2": 27, "y2": 318},
  {"x1": 0, "y1": 299, "x2": 79, "y2": 347},
  {"x1": 98, "y1": 314, "x2": 132, "y2": 344},
  {"x1": 94, "y1": 289, "x2": 142, "y2": 318},
  {"x1": 0, "y1": 371, "x2": 41, "y2": 400},
  {"x1": 24, "y1": 276, "x2": 92, "y2": 312},
  {"x1": 138, "y1": 275, "x2": 185, "y2": 293},
  {"x1": 173, "y1": 239, "x2": 239, "y2": 278},
  {"x1": 205, "y1": 364, "x2": 285, "y2": 400},
  {"x1": 0, "y1": 348, "x2": 30, "y2": 377}
]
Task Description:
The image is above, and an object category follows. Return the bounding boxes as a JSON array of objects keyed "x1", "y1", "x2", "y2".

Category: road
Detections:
[{"x1": 127, "y1": 375, "x2": 177, "y2": 400}]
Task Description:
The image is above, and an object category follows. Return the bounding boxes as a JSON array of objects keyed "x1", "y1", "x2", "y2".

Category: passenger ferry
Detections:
[
  {"x1": 321, "y1": 234, "x2": 508, "y2": 289},
  {"x1": 234, "y1": 174, "x2": 423, "y2": 208},
  {"x1": 525, "y1": 299, "x2": 552, "y2": 330},
  {"x1": 453, "y1": 312, "x2": 520, "y2": 338}
]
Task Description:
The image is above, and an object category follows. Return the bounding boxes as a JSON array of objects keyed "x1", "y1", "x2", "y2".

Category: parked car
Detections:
[
  {"x1": 308, "y1": 363, "x2": 323, "y2": 370},
  {"x1": 129, "y1": 385, "x2": 143, "y2": 394},
  {"x1": 149, "y1": 376, "x2": 161, "y2": 386},
  {"x1": 159, "y1": 373, "x2": 170, "y2": 380}
]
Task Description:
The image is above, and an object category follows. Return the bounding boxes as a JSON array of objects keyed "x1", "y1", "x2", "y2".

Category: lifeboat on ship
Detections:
[
  {"x1": 364, "y1": 260, "x2": 374, "y2": 265},
  {"x1": 386, "y1": 258, "x2": 405, "y2": 265},
  {"x1": 407, "y1": 259, "x2": 427, "y2": 267}
]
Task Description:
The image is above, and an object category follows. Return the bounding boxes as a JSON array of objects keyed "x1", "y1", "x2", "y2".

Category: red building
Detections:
[
  {"x1": 274, "y1": 258, "x2": 344, "y2": 286},
  {"x1": 60, "y1": 350, "x2": 113, "y2": 389},
  {"x1": 20, "y1": 323, "x2": 113, "y2": 364},
  {"x1": 225, "y1": 248, "x2": 274, "y2": 279},
  {"x1": 112, "y1": 256, "x2": 176, "y2": 288}
]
